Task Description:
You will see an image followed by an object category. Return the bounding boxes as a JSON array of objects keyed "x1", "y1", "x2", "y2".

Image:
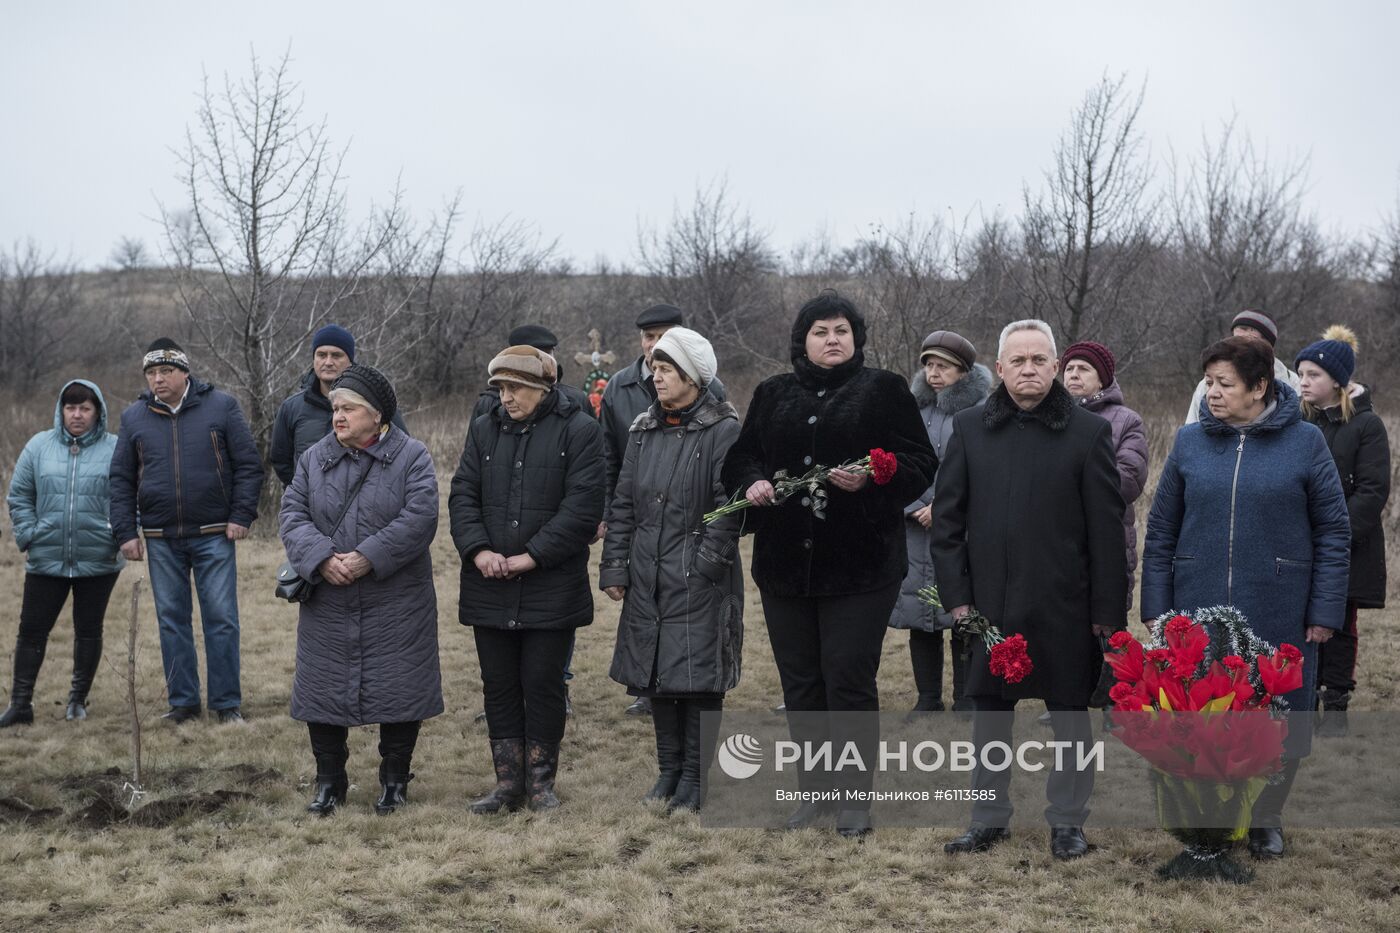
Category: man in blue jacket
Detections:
[{"x1": 109, "y1": 338, "x2": 265, "y2": 724}]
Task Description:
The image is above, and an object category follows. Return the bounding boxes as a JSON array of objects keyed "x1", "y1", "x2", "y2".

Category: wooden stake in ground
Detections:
[{"x1": 127, "y1": 577, "x2": 144, "y2": 790}]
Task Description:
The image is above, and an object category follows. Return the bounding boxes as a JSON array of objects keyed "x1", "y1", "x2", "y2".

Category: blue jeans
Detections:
[{"x1": 146, "y1": 534, "x2": 242, "y2": 711}]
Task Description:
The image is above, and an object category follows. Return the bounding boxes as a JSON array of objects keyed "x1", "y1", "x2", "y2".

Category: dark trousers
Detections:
[
  {"x1": 909, "y1": 628, "x2": 971, "y2": 706},
  {"x1": 762, "y1": 581, "x2": 900, "y2": 807},
  {"x1": 967, "y1": 695, "x2": 1094, "y2": 828},
  {"x1": 18, "y1": 572, "x2": 120, "y2": 643},
  {"x1": 473, "y1": 627, "x2": 573, "y2": 744},
  {"x1": 1318, "y1": 600, "x2": 1360, "y2": 694},
  {"x1": 307, "y1": 720, "x2": 421, "y2": 774}
]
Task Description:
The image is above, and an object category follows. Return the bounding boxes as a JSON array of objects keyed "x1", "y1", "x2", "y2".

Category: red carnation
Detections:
[
  {"x1": 1277, "y1": 643, "x2": 1303, "y2": 664},
  {"x1": 988, "y1": 633, "x2": 1033, "y2": 684},
  {"x1": 868, "y1": 448, "x2": 898, "y2": 486},
  {"x1": 1108, "y1": 630, "x2": 1136, "y2": 650},
  {"x1": 1221, "y1": 655, "x2": 1247, "y2": 671}
]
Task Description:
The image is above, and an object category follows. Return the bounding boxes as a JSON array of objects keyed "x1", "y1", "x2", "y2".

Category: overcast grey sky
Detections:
[{"x1": 4, "y1": 1, "x2": 1397, "y2": 269}]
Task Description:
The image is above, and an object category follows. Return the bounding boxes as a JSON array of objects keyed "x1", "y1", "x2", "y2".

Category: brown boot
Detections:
[
  {"x1": 526, "y1": 739, "x2": 561, "y2": 811},
  {"x1": 470, "y1": 738, "x2": 526, "y2": 815}
]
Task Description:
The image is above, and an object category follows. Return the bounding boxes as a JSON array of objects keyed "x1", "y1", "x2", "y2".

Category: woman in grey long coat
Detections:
[
  {"x1": 889, "y1": 331, "x2": 991, "y2": 715},
  {"x1": 601, "y1": 327, "x2": 743, "y2": 813},
  {"x1": 280, "y1": 364, "x2": 443, "y2": 817}
]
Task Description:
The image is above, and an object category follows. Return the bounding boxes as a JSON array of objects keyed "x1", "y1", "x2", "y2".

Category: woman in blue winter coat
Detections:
[
  {"x1": 1141, "y1": 336, "x2": 1351, "y2": 861},
  {"x1": 2, "y1": 380, "x2": 125, "y2": 727}
]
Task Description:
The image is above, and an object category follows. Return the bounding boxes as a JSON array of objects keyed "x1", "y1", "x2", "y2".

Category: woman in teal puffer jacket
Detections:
[{"x1": 2, "y1": 380, "x2": 124, "y2": 726}]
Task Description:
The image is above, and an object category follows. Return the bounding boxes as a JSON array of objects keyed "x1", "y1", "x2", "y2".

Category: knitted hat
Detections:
[
  {"x1": 651, "y1": 326, "x2": 717, "y2": 387},
  {"x1": 508, "y1": 324, "x2": 559, "y2": 351},
  {"x1": 1295, "y1": 325, "x2": 1358, "y2": 388},
  {"x1": 331, "y1": 364, "x2": 396, "y2": 425},
  {"x1": 919, "y1": 330, "x2": 977, "y2": 371},
  {"x1": 143, "y1": 338, "x2": 191, "y2": 373},
  {"x1": 488, "y1": 345, "x2": 558, "y2": 392},
  {"x1": 312, "y1": 324, "x2": 356, "y2": 361},
  {"x1": 1231, "y1": 309, "x2": 1279, "y2": 347},
  {"x1": 1060, "y1": 341, "x2": 1116, "y2": 388},
  {"x1": 636, "y1": 304, "x2": 684, "y2": 329}
]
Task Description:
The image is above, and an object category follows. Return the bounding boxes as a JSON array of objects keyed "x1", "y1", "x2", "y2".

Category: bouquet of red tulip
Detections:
[
  {"x1": 1105, "y1": 607, "x2": 1304, "y2": 883},
  {"x1": 703, "y1": 448, "x2": 899, "y2": 525},
  {"x1": 918, "y1": 586, "x2": 1033, "y2": 684}
]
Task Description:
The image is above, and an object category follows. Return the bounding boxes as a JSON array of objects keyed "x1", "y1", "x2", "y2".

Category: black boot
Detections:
[
  {"x1": 0, "y1": 639, "x2": 45, "y2": 728},
  {"x1": 526, "y1": 738, "x2": 562, "y2": 811},
  {"x1": 668, "y1": 700, "x2": 720, "y2": 814},
  {"x1": 375, "y1": 757, "x2": 413, "y2": 815},
  {"x1": 66, "y1": 637, "x2": 102, "y2": 721},
  {"x1": 1317, "y1": 688, "x2": 1350, "y2": 738},
  {"x1": 306, "y1": 755, "x2": 349, "y2": 817},
  {"x1": 645, "y1": 698, "x2": 684, "y2": 802},
  {"x1": 1248, "y1": 759, "x2": 1300, "y2": 859},
  {"x1": 470, "y1": 738, "x2": 526, "y2": 814},
  {"x1": 906, "y1": 630, "x2": 945, "y2": 719}
]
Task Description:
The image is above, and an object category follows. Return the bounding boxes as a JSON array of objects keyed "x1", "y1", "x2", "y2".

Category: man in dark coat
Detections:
[
  {"x1": 470, "y1": 324, "x2": 594, "y2": 423},
  {"x1": 109, "y1": 338, "x2": 266, "y2": 724},
  {"x1": 270, "y1": 324, "x2": 408, "y2": 486},
  {"x1": 597, "y1": 303, "x2": 726, "y2": 716},
  {"x1": 931, "y1": 320, "x2": 1127, "y2": 861}
]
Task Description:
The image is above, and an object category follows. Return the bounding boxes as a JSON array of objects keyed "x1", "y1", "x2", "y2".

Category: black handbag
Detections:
[{"x1": 275, "y1": 461, "x2": 374, "y2": 603}]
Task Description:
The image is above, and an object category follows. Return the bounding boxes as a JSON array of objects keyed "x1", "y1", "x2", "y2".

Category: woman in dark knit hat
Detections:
[
  {"x1": 721, "y1": 290, "x2": 937, "y2": 838},
  {"x1": 280, "y1": 364, "x2": 443, "y2": 816},
  {"x1": 888, "y1": 330, "x2": 991, "y2": 716},
  {"x1": 1295, "y1": 326, "x2": 1391, "y2": 736},
  {"x1": 451, "y1": 345, "x2": 606, "y2": 814}
]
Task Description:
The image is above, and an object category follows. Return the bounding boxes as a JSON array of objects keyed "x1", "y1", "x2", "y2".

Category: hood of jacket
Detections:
[
  {"x1": 983, "y1": 379, "x2": 1075, "y2": 431},
  {"x1": 1077, "y1": 379, "x2": 1125, "y2": 414},
  {"x1": 54, "y1": 378, "x2": 110, "y2": 447},
  {"x1": 910, "y1": 362, "x2": 993, "y2": 415},
  {"x1": 632, "y1": 392, "x2": 739, "y2": 433},
  {"x1": 1198, "y1": 380, "x2": 1302, "y2": 437}
]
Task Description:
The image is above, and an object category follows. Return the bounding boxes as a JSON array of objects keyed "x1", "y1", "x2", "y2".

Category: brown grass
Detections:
[{"x1": 1, "y1": 412, "x2": 1397, "y2": 932}]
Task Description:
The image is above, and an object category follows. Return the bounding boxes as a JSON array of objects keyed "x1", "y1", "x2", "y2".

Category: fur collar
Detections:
[
  {"x1": 910, "y1": 363, "x2": 993, "y2": 415},
  {"x1": 983, "y1": 380, "x2": 1074, "y2": 431}
]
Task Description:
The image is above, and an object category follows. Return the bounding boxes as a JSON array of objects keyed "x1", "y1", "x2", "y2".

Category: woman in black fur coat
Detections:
[{"x1": 721, "y1": 290, "x2": 937, "y2": 838}]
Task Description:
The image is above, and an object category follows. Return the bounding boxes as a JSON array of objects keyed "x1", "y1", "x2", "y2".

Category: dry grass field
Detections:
[{"x1": 1, "y1": 408, "x2": 1398, "y2": 932}]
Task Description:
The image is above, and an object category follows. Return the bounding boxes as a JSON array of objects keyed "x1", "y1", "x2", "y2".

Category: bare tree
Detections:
[
  {"x1": 387, "y1": 198, "x2": 556, "y2": 398},
  {"x1": 1167, "y1": 118, "x2": 1339, "y2": 376},
  {"x1": 636, "y1": 179, "x2": 781, "y2": 368},
  {"x1": 0, "y1": 240, "x2": 84, "y2": 392},
  {"x1": 157, "y1": 47, "x2": 403, "y2": 464},
  {"x1": 1018, "y1": 73, "x2": 1162, "y2": 351},
  {"x1": 110, "y1": 236, "x2": 150, "y2": 272},
  {"x1": 839, "y1": 213, "x2": 978, "y2": 371}
]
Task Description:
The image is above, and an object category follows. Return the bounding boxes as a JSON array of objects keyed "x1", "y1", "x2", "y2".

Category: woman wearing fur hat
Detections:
[
  {"x1": 889, "y1": 331, "x2": 991, "y2": 717},
  {"x1": 601, "y1": 327, "x2": 743, "y2": 813},
  {"x1": 721, "y1": 290, "x2": 937, "y2": 838},
  {"x1": 451, "y1": 345, "x2": 606, "y2": 814},
  {"x1": 1295, "y1": 326, "x2": 1391, "y2": 737}
]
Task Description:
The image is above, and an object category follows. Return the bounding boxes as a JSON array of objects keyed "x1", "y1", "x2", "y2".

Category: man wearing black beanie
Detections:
[{"x1": 270, "y1": 325, "x2": 407, "y2": 486}]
